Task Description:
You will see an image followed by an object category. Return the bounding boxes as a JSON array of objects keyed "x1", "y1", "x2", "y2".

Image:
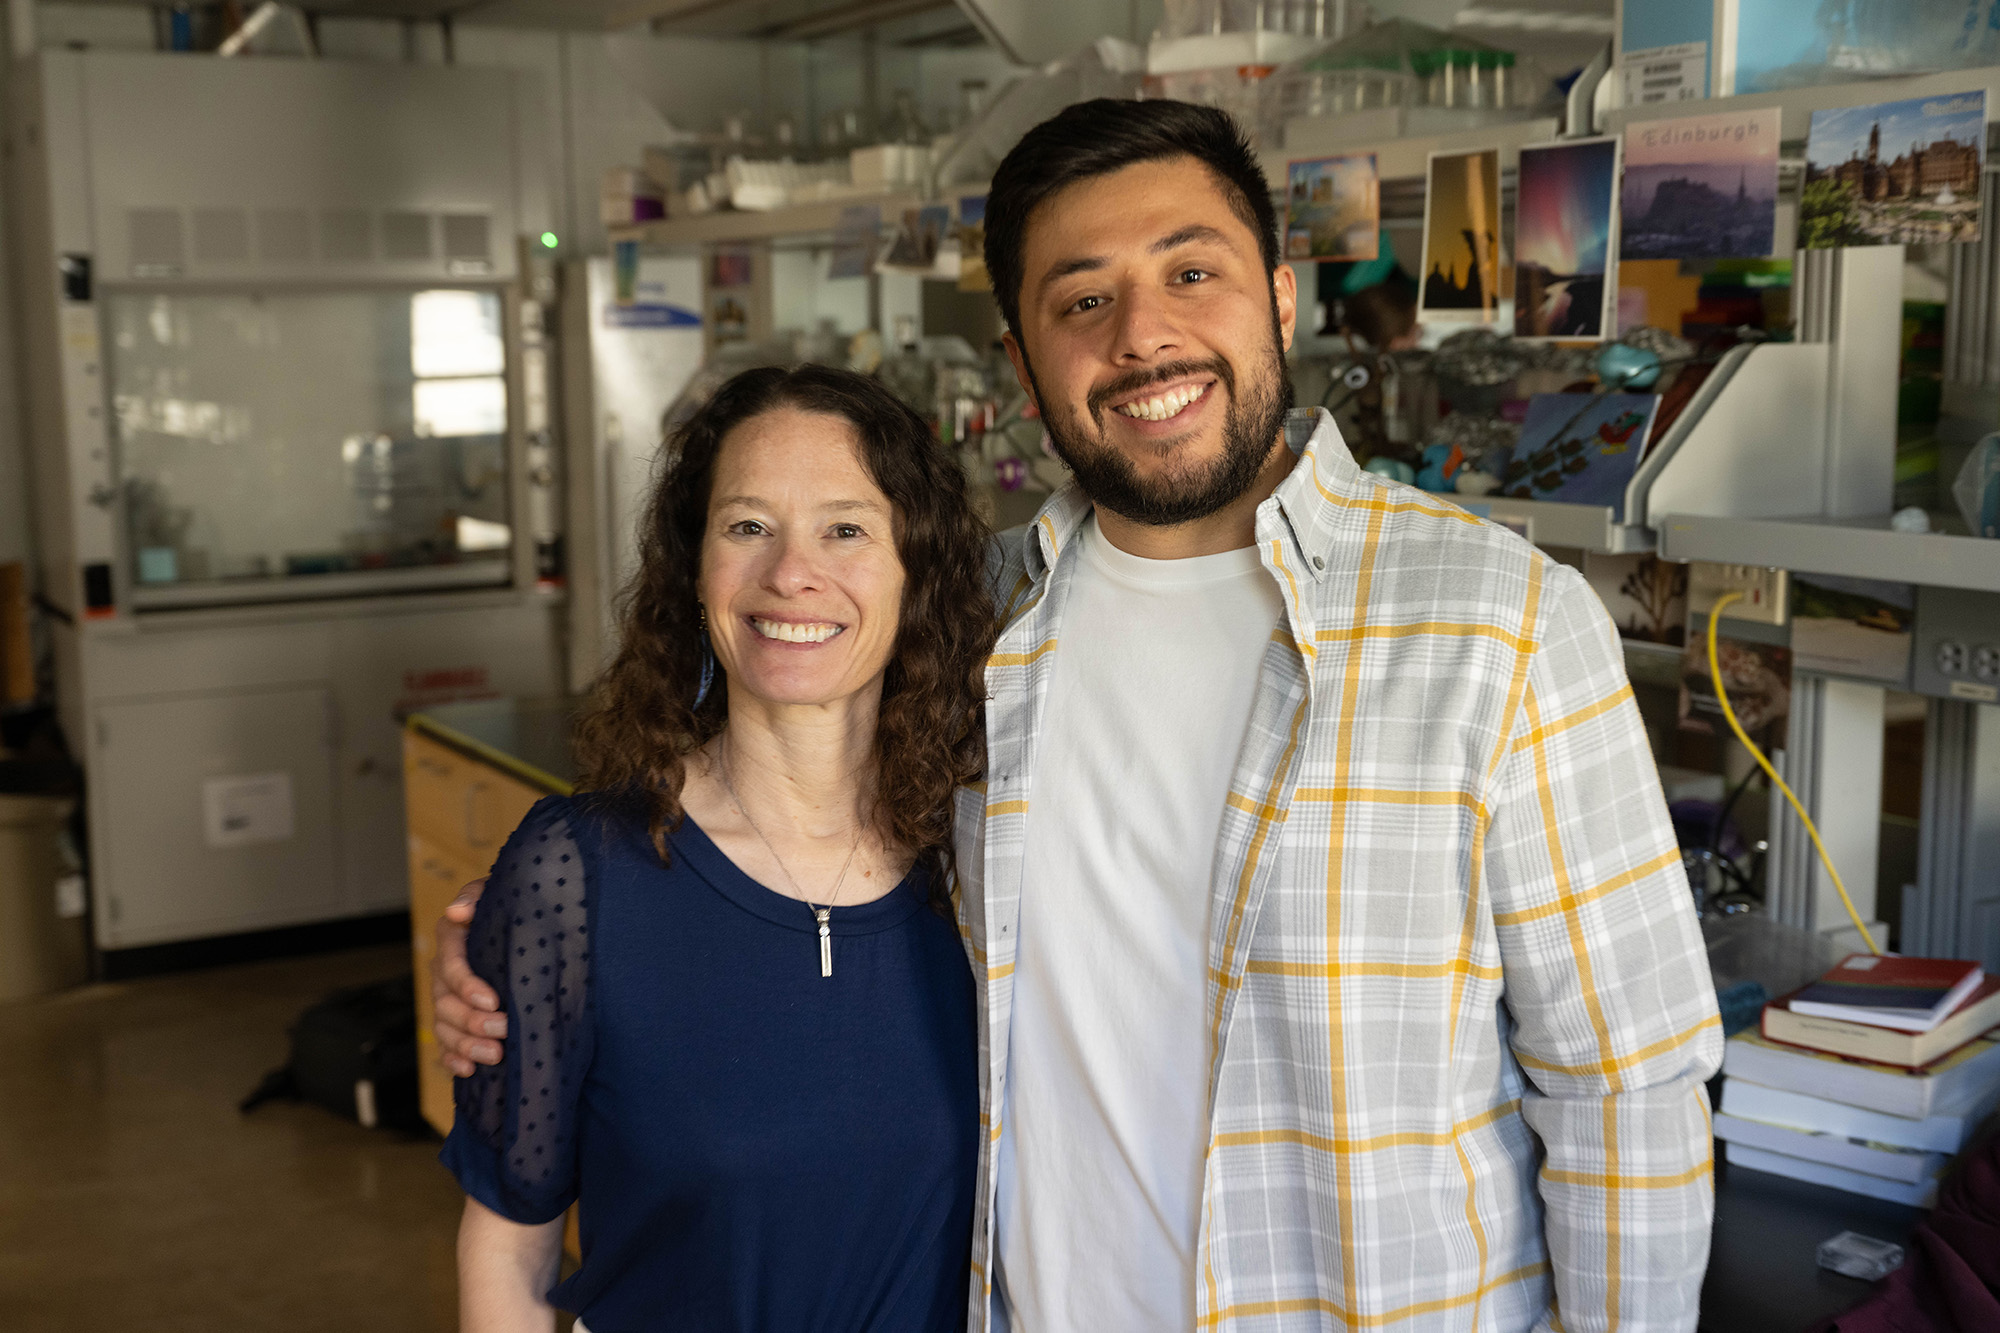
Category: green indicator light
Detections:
[{"x1": 540, "y1": 231, "x2": 559, "y2": 249}]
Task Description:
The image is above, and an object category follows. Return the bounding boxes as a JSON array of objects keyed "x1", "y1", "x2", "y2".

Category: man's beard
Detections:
[{"x1": 1025, "y1": 321, "x2": 1293, "y2": 528}]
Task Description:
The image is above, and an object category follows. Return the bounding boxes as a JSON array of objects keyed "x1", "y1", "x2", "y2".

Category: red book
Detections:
[{"x1": 1790, "y1": 954, "x2": 1985, "y2": 1032}]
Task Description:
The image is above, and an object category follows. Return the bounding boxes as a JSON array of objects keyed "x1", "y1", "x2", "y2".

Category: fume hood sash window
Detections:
[{"x1": 108, "y1": 288, "x2": 513, "y2": 607}]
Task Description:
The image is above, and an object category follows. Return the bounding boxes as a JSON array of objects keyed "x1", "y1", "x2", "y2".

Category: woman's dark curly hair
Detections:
[{"x1": 572, "y1": 363, "x2": 996, "y2": 902}]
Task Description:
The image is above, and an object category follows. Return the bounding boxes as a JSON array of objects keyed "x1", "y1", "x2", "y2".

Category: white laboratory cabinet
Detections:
[{"x1": 10, "y1": 51, "x2": 565, "y2": 950}]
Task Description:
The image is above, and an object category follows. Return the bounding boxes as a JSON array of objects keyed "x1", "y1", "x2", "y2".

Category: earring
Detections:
[{"x1": 693, "y1": 605, "x2": 717, "y2": 710}]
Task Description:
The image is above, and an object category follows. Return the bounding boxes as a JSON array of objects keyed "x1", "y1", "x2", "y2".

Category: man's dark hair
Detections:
[{"x1": 984, "y1": 99, "x2": 1280, "y2": 339}]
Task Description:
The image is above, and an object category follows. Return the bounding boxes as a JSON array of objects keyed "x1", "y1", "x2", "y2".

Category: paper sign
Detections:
[
  {"x1": 1622, "y1": 43, "x2": 1707, "y2": 105},
  {"x1": 202, "y1": 772, "x2": 296, "y2": 849},
  {"x1": 601, "y1": 302, "x2": 701, "y2": 329}
]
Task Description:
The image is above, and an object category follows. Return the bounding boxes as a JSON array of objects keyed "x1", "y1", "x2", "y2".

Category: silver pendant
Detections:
[{"x1": 816, "y1": 908, "x2": 832, "y2": 978}]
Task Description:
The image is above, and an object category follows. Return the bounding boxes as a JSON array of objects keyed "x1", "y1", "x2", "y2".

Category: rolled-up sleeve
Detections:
[{"x1": 1483, "y1": 566, "x2": 1722, "y2": 1333}]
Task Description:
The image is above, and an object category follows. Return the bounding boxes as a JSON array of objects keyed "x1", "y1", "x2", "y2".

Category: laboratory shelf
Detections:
[
  {"x1": 1460, "y1": 496, "x2": 1652, "y2": 555},
  {"x1": 1657, "y1": 513, "x2": 2000, "y2": 594},
  {"x1": 610, "y1": 191, "x2": 923, "y2": 248}
]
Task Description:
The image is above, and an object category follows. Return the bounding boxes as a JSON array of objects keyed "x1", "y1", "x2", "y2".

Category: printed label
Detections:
[
  {"x1": 201, "y1": 772, "x2": 296, "y2": 850},
  {"x1": 1622, "y1": 42, "x2": 1707, "y2": 105}
]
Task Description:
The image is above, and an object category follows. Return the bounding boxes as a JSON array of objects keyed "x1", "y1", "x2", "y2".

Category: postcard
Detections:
[
  {"x1": 1499, "y1": 392, "x2": 1660, "y2": 518},
  {"x1": 828, "y1": 205, "x2": 880, "y2": 280},
  {"x1": 1514, "y1": 137, "x2": 1621, "y2": 339},
  {"x1": 957, "y1": 194, "x2": 990, "y2": 292},
  {"x1": 1285, "y1": 155, "x2": 1380, "y2": 262},
  {"x1": 1621, "y1": 107, "x2": 1780, "y2": 260},
  {"x1": 881, "y1": 204, "x2": 952, "y2": 271},
  {"x1": 1680, "y1": 633, "x2": 1792, "y2": 744},
  {"x1": 1584, "y1": 551, "x2": 1688, "y2": 646},
  {"x1": 1789, "y1": 575, "x2": 1914, "y2": 685},
  {"x1": 1420, "y1": 148, "x2": 1503, "y2": 321},
  {"x1": 1803, "y1": 91, "x2": 1985, "y2": 247},
  {"x1": 709, "y1": 248, "x2": 754, "y2": 288}
]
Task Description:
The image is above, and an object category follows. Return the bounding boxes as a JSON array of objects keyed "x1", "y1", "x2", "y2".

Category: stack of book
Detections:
[{"x1": 1715, "y1": 954, "x2": 2000, "y2": 1207}]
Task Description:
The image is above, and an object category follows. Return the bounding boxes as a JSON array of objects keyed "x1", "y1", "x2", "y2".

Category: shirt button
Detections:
[{"x1": 1311, "y1": 555, "x2": 1326, "y2": 570}]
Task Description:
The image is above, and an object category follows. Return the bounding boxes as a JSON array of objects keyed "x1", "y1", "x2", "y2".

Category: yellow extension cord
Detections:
[{"x1": 1704, "y1": 590, "x2": 1882, "y2": 954}]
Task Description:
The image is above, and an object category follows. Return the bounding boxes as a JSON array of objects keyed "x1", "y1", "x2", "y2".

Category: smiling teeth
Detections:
[
  {"x1": 753, "y1": 618, "x2": 842, "y2": 644},
  {"x1": 1115, "y1": 382, "x2": 1208, "y2": 421}
]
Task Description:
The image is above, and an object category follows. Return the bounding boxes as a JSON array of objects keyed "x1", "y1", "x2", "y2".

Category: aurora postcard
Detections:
[{"x1": 1513, "y1": 136, "x2": 1620, "y2": 339}]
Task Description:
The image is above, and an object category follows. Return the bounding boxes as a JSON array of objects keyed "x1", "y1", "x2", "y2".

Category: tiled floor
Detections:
[{"x1": 0, "y1": 944, "x2": 464, "y2": 1332}]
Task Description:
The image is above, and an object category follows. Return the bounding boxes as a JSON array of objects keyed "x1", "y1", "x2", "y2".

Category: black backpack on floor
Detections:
[{"x1": 241, "y1": 974, "x2": 423, "y2": 1132}]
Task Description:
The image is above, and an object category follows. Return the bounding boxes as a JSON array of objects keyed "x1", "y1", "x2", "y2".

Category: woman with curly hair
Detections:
[{"x1": 441, "y1": 364, "x2": 997, "y2": 1332}]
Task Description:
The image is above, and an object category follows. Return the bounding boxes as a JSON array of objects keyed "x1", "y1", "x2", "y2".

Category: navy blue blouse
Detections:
[{"x1": 441, "y1": 795, "x2": 979, "y2": 1333}]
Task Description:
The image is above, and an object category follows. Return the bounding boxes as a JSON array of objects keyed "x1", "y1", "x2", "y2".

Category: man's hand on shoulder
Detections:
[{"x1": 434, "y1": 879, "x2": 505, "y2": 1077}]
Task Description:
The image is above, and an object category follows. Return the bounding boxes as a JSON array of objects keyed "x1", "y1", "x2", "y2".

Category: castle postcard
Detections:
[
  {"x1": 1620, "y1": 108, "x2": 1780, "y2": 261},
  {"x1": 1803, "y1": 92, "x2": 1985, "y2": 247}
]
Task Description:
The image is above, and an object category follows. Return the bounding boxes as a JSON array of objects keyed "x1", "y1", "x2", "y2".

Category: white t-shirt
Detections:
[{"x1": 994, "y1": 516, "x2": 1285, "y2": 1331}]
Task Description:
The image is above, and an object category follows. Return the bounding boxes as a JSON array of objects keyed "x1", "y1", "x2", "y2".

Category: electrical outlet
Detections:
[
  {"x1": 1914, "y1": 587, "x2": 2000, "y2": 702},
  {"x1": 1688, "y1": 562, "x2": 1789, "y2": 626}
]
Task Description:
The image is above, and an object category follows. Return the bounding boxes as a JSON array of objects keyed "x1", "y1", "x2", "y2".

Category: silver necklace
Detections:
[{"x1": 719, "y1": 739, "x2": 863, "y2": 979}]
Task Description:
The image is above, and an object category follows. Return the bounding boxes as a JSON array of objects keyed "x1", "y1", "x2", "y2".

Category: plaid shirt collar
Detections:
[{"x1": 1020, "y1": 408, "x2": 1349, "y2": 590}]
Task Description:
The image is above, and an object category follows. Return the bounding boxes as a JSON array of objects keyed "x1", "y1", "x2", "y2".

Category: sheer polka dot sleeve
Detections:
[{"x1": 439, "y1": 795, "x2": 593, "y2": 1225}]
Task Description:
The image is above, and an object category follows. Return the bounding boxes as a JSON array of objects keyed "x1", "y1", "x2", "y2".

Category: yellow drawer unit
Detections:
[
  {"x1": 402, "y1": 700, "x2": 578, "y2": 1255},
  {"x1": 403, "y1": 730, "x2": 544, "y2": 872},
  {"x1": 401, "y1": 711, "x2": 571, "y2": 1138}
]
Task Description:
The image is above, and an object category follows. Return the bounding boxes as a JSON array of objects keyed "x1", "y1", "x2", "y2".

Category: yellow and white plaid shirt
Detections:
[{"x1": 955, "y1": 409, "x2": 1722, "y2": 1332}]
